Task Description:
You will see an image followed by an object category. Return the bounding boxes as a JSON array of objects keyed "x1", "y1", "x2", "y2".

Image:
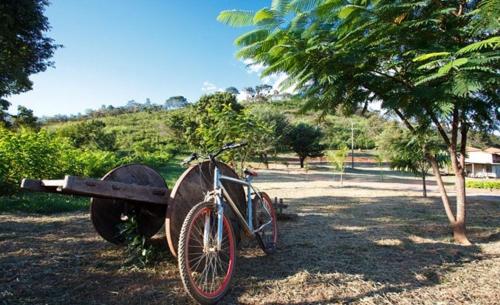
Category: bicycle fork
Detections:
[{"x1": 209, "y1": 166, "x2": 223, "y2": 252}]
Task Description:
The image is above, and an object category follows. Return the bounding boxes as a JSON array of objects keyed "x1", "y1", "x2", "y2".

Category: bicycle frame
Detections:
[{"x1": 209, "y1": 163, "x2": 271, "y2": 251}]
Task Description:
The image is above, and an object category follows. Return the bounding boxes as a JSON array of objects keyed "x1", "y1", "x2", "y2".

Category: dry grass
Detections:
[{"x1": 1, "y1": 165, "x2": 499, "y2": 305}]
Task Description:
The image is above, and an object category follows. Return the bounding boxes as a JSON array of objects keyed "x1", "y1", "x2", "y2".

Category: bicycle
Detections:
[{"x1": 177, "y1": 142, "x2": 278, "y2": 304}]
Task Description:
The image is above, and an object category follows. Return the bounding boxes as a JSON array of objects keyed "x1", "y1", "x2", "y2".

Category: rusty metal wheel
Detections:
[{"x1": 90, "y1": 164, "x2": 168, "y2": 245}]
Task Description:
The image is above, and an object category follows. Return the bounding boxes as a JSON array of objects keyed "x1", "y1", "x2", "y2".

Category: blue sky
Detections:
[{"x1": 8, "y1": 0, "x2": 270, "y2": 116}]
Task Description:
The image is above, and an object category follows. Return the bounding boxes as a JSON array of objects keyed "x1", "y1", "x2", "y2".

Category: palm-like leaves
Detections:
[{"x1": 219, "y1": 0, "x2": 498, "y2": 124}]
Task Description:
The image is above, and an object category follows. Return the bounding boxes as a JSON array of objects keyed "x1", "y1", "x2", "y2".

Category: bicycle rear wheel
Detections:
[
  {"x1": 253, "y1": 192, "x2": 278, "y2": 254},
  {"x1": 178, "y1": 200, "x2": 236, "y2": 304}
]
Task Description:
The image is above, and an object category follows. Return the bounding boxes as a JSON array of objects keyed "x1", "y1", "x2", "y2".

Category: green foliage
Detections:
[
  {"x1": 0, "y1": 0, "x2": 59, "y2": 98},
  {"x1": 376, "y1": 124, "x2": 445, "y2": 177},
  {"x1": 56, "y1": 120, "x2": 116, "y2": 151},
  {"x1": 250, "y1": 105, "x2": 291, "y2": 152},
  {"x1": 74, "y1": 150, "x2": 120, "y2": 178},
  {"x1": 13, "y1": 106, "x2": 39, "y2": 130},
  {"x1": 0, "y1": 127, "x2": 75, "y2": 194},
  {"x1": 119, "y1": 216, "x2": 164, "y2": 268},
  {"x1": 225, "y1": 86, "x2": 240, "y2": 95},
  {"x1": 326, "y1": 146, "x2": 348, "y2": 186},
  {"x1": 0, "y1": 99, "x2": 10, "y2": 127},
  {"x1": 322, "y1": 114, "x2": 385, "y2": 149},
  {"x1": 466, "y1": 180, "x2": 500, "y2": 190},
  {"x1": 0, "y1": 127, "x2": 141, "y2": 195},
  {"x1": 164, "y1": 96, "x2": 188, "y2": 110},
  {"x1": 327, "y1": 146, "x2": 348, "y2": 172},
  {"x1": 220, "y1": 0, "x2": 498, "y2": 132},
  {"x1": 284, "y1": 122, "x2": 324, "y2": 168},
  {"x1": 181, "y1": 93, "x2": 275, "y2": 170}
]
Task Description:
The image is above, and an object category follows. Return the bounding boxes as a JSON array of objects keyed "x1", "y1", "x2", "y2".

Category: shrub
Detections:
[
  {"x1": 56, "y1": 120, "x2": 116, "y2": 151},
  {"x1": 0, "y1": 128, "x2": 76, "y2": 194},
  {"x1": 466, "y1": 180, "x2": 500, "y2": 190},
  {"x1": 124, "y1": 151, "x2": 173, "y2": 169},
  {"x1": 0, "y1": 128, "x2": 125, "y2": 195},
  {"x1": 74, "y1": 150, "x2": 121, "y2": 178}
]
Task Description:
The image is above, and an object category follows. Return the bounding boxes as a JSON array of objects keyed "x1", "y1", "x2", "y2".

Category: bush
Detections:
[
  {"x1": 56, "y1": 120, "x2": 116, "y2": 151},
  {"x1": 0, "y1": 128, "x2": 126, "y2": 195},
  {"x1": 0, "y1": 128, "x2": 76, "y2": 194},
  {"x1": 74, "y1": 150, "x2": 121, "y2": 177},
  {"x1": 466, "y1": 180, "x2": 500, "y2": 190}
]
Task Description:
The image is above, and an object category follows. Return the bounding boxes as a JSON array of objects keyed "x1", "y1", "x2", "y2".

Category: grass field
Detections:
[{"x1": 1, "y1": 162, "x2": 498, "y2": 305}]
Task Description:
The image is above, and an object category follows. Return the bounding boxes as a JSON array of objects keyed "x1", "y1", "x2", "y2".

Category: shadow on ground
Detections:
[{"x1": 0, "y1": 178, "x2": 498, "y2": 305}]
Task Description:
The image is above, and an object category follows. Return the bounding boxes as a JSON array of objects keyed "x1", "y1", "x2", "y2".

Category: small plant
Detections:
[
  {"x1": 119, "y1": 215, "x2": 159, "y2": 268},
  {"x1": 374, "y1": 152, "x2": 385, "y2": 181},
  {"x1": 327, "y1": 146, "x2": 349, "y2": 187},
  {"x1": 466, "y1": 180, "x2": 500, "y2": 190}
]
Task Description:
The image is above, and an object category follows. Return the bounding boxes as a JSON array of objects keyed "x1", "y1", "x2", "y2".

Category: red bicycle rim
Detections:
[{"x1": 185, "y1": 207, "x2": 235, "y2": 298}]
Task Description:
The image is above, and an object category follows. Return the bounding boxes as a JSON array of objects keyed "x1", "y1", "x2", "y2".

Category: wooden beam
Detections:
[{"x1": 21, "y1": 176, "x2": 170, "y2": 205}]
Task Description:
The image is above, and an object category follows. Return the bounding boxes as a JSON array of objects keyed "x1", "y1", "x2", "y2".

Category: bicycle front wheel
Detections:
[{"x1": 178, "y1": 200, "x2": 236, "y2": 304}]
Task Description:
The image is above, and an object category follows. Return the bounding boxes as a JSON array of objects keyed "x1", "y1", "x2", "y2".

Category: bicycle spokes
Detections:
[
  {"x1": 185, "y1": 206, "x2": 235, "y2": 297},
  {"x1": 254, "y1": 193, "x2": 278, "y2": 254}
]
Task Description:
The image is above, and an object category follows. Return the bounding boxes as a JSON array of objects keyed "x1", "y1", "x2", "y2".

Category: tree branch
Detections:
[
  {"x1": 393, "y1": 108, "x2": 416, "y2": 132},
  {"x1": 425, "y1": 106, "x2": 451, "y2": 147},
  {"x1": 371, "y1": 71, "x2": 413, "y2": 89}
]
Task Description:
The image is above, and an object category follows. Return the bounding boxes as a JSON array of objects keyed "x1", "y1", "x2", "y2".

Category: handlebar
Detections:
[
  {"x1": 182, "y1": 153, "x2": 199, "y2": 165},
  {"x1": 181, "y1": 142, "x2": 247, "y2": 165}
]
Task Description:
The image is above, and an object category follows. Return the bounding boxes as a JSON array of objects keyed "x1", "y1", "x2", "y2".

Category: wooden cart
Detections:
[{"x1": 21, "y1": 161, "x2": 246, "y2": 257}]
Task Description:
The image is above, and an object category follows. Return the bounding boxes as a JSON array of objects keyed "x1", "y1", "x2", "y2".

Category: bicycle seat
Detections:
[{"x1": 244, "y1": 168, "x2": 258, "y2": 177}]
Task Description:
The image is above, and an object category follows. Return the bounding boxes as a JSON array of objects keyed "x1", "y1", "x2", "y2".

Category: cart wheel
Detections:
[
  {"x1": 90, "y1": 164, "x2": 168, "y2": 245},
  {"x1": 166, "y1": 160, "x2": 245, "y2": 257}
]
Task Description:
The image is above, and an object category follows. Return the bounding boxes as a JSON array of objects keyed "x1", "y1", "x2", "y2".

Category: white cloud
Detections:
[
  {"x1": 201, "y1": 81, "x2": 223, "y2": 93},
  {"x1": 242, "y1": 59, "x2": 265, "y2": 74},
  {"x1": 241, "y1": 59, "x2": 297, "y2": 95}
]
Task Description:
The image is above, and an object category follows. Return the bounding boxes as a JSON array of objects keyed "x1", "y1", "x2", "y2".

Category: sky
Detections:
[{"x1": 8, "y1": 0, "x2": 272, "y2": 117}]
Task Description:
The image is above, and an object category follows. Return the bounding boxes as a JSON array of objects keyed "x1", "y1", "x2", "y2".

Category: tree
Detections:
[
  {"x1": 219, "y1": 0, "x2": 499, "y2": 244},
  {"x1": 327, "y1": 146, "x2": 348, "y2": 187},
  {"x1": 164, "y1": 96, "x2": 189, "y2": 110},
  {"x1": 0, "y1": 99, "x2": 11, "y2": 127},
  {"x1": 255, "y1": 84, "x2": 273, "y2": 101},
  {"x1": 125, "y1": 100, "x2": 141, "y2": 112},
  {"x1": 183, "y1": 92, "x2": 273, "y2": 171},
  {"x1": 225, "y1": 87, "x2": 240, "y2": 95},
  {"x1": 242, "y1": 87, "x2": 256, "y2": 101},
  {"x1": 284, "y1": 123, "x2": 324, "y2": 168},
  {"x1": 0, "y1": 0, "x2": 59, "y2": 99},
  {"x1": 13, "y1": 105, "x2": 39, "y2": 130},
  {"x1": 377, "y1": 124, "x2": 446, "y2": 198},
  {"x1": 250, "y1": 107, "x2": 291, "y2": 167}
]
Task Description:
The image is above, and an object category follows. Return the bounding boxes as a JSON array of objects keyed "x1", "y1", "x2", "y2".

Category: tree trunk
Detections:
[
  {"x1": 421, "y1": 170, "x2": 427, "y2": 198},
  {"x1": 299, "y1": 157, "x2": 305, "y2": 168},
  {"x1": 260, "y1": 153, "x2": 269, "y2": 169},
  {"x1": 428, "y1": 155, "x2": 457, "y2": 226},
  {"x1": 449, "y1": 149, "x2": 471, "y2": 245}
]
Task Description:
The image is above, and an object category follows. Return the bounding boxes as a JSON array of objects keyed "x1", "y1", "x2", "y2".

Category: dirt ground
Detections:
[{"x1": 1, "y1": 164, "x2": 499, "y2": 305}]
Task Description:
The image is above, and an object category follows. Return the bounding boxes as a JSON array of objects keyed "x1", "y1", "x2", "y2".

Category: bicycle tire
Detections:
[
  {"x1": 253, "y1": 192, "x2": 278, "y2": 255},
  {"x1": 178, "y1": 200, "x2": 236, "y2": 304}
]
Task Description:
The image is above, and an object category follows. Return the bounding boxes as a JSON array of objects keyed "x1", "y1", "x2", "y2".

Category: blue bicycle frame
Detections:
[{"x1": 211, "y1": 164, "x2": 270, "y2": 251}]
